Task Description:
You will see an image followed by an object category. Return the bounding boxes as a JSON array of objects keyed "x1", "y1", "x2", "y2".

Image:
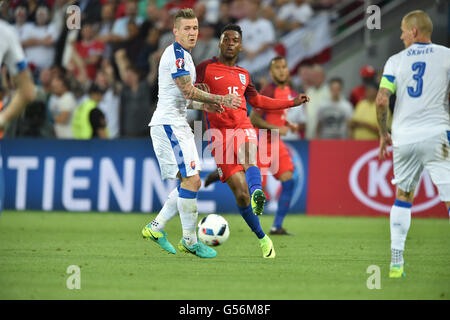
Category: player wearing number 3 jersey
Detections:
[
  {"x1": 376, "y1": 10, "x2": 450, "y2": 278},
  {"x1": 196, "y1": 24, "x2": 309, "y2": 258}
]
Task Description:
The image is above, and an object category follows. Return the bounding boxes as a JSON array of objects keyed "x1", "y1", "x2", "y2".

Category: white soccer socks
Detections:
[
  {"x1": 390, "y1": 200, "x2": 412, "y2": 265},
  {"x1": 151, "y1": 187, "x2": 179, "y2": 232},
  {"x1": 178, "y1": 188, "x2": 199, "y2": 246}
]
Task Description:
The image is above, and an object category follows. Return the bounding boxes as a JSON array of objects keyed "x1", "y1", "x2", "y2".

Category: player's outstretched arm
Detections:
[
  {"x1": 293, "y1": 94, "x2": 310, "y2": 106},
  {"x1": 0, "y1": 69, "x2": 35, "y2": 129},
  {"x1": 246, "y1": 84, "x2": 309, "y2": 110},
  {"x1": 376, "y1": 87, "x2": 393, "y2": 160},
  {"x1": 174, "y1": 75, "x2": 240, "y2": 109}
]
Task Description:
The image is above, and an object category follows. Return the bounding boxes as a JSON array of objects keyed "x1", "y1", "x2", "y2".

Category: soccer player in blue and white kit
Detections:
[
  {"x1": 376, "y1": 10, "x2": 450, "y2": 278},
  {"x1": 0, "y1": 20, "x2": 36, "y2": 214},
  {"x1": 141, "y1": 9, "x2": 241, "y2": 258}
]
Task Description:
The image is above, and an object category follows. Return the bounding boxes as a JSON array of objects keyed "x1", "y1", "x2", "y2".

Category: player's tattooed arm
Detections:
[
  {"x1": 187, "y1": 83, "x2": 225, "y2": 114},
  {"x1": 174, "y1": 75, "x2": 240, "y2": 109},
  {"x1": 376, "y1": 87, "x2": 393, "y2": 160},
  {"x1": 375, "y1": 87, "x2": 392, "y2": 136}
]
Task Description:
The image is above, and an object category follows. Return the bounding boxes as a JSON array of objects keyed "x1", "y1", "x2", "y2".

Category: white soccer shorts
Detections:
[
  {"x1": 392, "y1": 131, "x2": 450, "y2": 201},
  {"x1": 150, "y1": 125, "x2": 201, "y2": 180}
]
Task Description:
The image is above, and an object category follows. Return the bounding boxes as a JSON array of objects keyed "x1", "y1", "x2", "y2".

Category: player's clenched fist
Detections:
[
  {"x1": 221, "y1": 94, "x2": 241, "y2": 109},
  {"x1": 293, "y1": 94, "x2": 310, "y2": 106}
]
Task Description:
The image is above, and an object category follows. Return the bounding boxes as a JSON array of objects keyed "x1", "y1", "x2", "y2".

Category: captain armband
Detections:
[{"x1": 379, "y1": 75, "x2": 396, "y2": 94}]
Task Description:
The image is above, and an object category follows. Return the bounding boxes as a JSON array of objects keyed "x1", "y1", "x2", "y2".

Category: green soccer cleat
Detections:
[
  {"x1": 389, "y1": 264, "x2": 405, "y2": 278},
  {"x1": 142, "y1": 224, "x2": 176, "y2": 254},
  {"x1": 178, "y1": 239, "x2": 217, "y2": 258},
  {"x1": 251, "y1": 189, "x2": 266, "y2": 215},
  {"x1": 260, "y1": 235, "x2": 276, "y2": 258}
]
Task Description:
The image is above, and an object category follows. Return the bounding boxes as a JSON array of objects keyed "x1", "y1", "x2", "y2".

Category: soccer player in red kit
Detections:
[
  {"x1": 250, "y1": 56, "x2": 299, "y2": 235},
  {"x1": 196, "y1": 24, "x2": 309, "y2": 258}
]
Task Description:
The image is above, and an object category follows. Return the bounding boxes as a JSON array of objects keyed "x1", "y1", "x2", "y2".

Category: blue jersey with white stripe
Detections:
[{"x1": 150, "y1": 42, "x2": 196, "y2": 127}]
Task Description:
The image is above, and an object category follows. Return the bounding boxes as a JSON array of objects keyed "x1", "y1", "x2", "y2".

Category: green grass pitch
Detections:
[{"x1": 0, "y1": 211, "x2": 449, "y2": 300}]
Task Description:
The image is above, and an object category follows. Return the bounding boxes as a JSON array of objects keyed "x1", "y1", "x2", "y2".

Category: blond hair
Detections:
[
  {"x1": 174, "y1": 8, "x2": 197, "y2": 29},
  {"x1": 402, "y1": 10, "x2": 433, "y2": 36}
]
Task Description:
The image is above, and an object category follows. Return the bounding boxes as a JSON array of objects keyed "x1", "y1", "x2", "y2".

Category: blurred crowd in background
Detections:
[{"x1": 0, "y1": 0, "x2": 391, "y2": 141}]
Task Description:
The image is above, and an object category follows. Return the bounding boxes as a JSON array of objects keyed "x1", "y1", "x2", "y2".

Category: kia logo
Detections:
[{"x1": 349, "y1": 147, "x2": 440, "y2": 213}]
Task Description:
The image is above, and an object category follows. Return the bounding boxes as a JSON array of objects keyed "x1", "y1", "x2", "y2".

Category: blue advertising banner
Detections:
[{"x1": 0, "y1": 139, "x2": 308, "y2": 214}]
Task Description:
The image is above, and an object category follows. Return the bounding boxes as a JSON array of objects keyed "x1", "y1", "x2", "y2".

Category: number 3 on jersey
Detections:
[{"x1": 407, "y1": 61, "x2": 426, "y2": 98}]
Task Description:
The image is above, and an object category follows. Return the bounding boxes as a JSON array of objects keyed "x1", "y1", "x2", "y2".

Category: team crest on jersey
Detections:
[
  {"x1": 190, "y1": 161, "x2": 196, "y2": 170},
  {"x1": 239, "y1": 73, "x2": 246, "y2": 85},
  {"x1": 176, "y1": 58, "x2": 185, "y2": 69}
]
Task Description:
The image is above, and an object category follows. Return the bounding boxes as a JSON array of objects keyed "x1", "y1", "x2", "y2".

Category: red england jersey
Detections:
[
  {"x1": 196, "y1": 57, "x2": 295, "y2": 130},
  {"x1": 253, "y1": 83, "x2": 298, "y2": 127}
]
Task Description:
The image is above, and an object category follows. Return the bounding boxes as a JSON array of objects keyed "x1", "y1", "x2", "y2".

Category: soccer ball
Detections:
[{"x1": 197, "y1": 214, "x2": 230, "y2": 246}]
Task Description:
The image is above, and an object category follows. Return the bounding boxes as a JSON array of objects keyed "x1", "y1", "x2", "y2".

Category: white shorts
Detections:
[
  {"x1": 392, "y1": 131, "x2": 450, "y2": 201},
  {"x1": 150, "y1": 125, "x2": 201, "y2": 180}
]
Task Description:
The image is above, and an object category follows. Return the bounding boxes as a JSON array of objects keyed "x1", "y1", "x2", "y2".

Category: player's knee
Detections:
[
  {"x1": 396, "y1": 188, "x2": 414, "y2": 203},
  {"x1": 278, "y1": 171, "x2": 293, "y2": 182},
  {"x1": 182, "y1": 174, "x2": 201, "y2": 192},
  {"x1": 235, "y1": 189, "x2": 250, "y2": 207},
  {"x1": 192, "y1": 175, "x2": 202, "y2": 191}
]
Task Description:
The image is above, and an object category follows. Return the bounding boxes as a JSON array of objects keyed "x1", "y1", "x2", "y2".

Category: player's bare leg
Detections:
[
  {"x1": 226, "y1": 171, "x2": 251, "y2": 207},
  {"x1": 226, "y1": 171, "x2": 275, "y2": 258},
  {"x1": 270, "y1": 170, "x2": 294, "y2": 236},
  {"x1": 389, "y1": 187, "x2": 415, "y2": 278},
  {"x1": 204, "y1": 169, "x2": 220, "y2": 188}
]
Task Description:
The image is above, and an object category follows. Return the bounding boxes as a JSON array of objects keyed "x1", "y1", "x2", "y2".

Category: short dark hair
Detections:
[
  {"x1": 221, "y1": 24, "x2": 242, "y2": 38},
  {"x1": 15, "y1": 2, "x2": 28, "y2": 11},
  {"x1": 89, "y1": 83, "x2": 105, "y2": 95},
  {"x1": 52, "y1": 75, "x2": 71, "y2": 90},
  {"x1": 270, "y1": 56, "x2": 286, "y2": 66},
  {"x1": 329, "y1": 77, "x2": 343, "y2": 87},
  {"x1": 364, "y1": 80, "x2": 379, "y2": 90}
]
